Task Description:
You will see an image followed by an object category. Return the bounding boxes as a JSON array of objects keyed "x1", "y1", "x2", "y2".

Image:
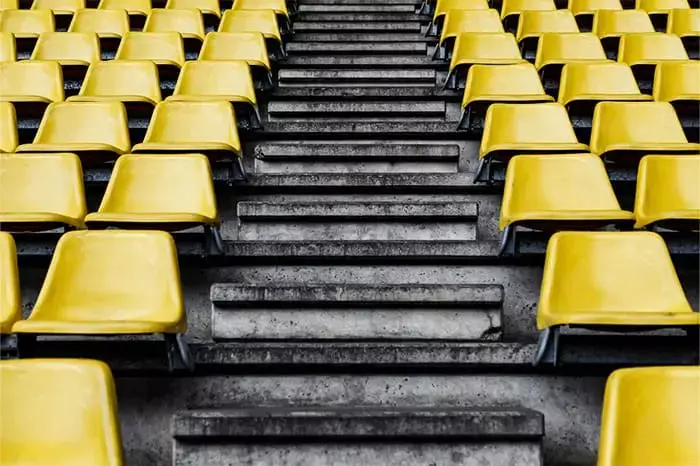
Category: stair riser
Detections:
[
  {"x1": 298, "y1": 4, "x2": 417, "y2": 11},
  {"x1": 292, "y1": 33, "x2": 428, "y2": 42},
  {"x1": 267, "y1": 102, "x2": 446, "y2": 118},
  {"x1": 293, "y1": 22, "x2": 422, "y2": 32},
  {"x1": 254, "y1": 142, "x2": 460, "y2": 161},
  {"x1": 287, "y1": 42, "x2": 428, "y2": 55}
]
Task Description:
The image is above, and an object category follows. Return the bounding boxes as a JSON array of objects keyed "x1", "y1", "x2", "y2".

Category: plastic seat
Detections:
[
  {"x1": 0, "y1": 359, "x2": 124, "y2": 465},
  {"x1": 218, "y1": 10, "x2": 284, "y2": 58},
  {"x1": 132, "y1": 100, "x2": 242, "y2": 163},
  {"x1": 667, "y1": 9, "x2": 700, "y2": 58},
  {"x1": 30, "y1": 31, "x2": 100, "y2": 66},
  {"x1": 115, "y1": 31, "x2": 185, "y2": 79},
  {"x1": 199, "y1": 32, "x2": 273, "y2": 88},
  {"x1": 443, "y1": 32, "x2": 526, "y2": 89},
  {"x1": 475, "y1": 102, "x2": 589, "y2": 182},
  {"x1": 143, "y1": 9, "x2": 204, "y2": 58},
  {"x1": 618, "y1": 33, "x2": 689, "y2": 92},
  {"x1": 0, "y1": 61, "x2": 64, "y2": 114},
  {"x1": 500, "y1": 0, "x2": 556, "y2": 32},
  {"x1": 653, "y1": 61, "x2": 700, "y2": 140},
  {"x1": 231, "y1": 0, "x2": 289, "y2": 20},
  {"x1": 166, "y1": 0, "x2": 221, "y2": 23},
  {"x1": 0, "y1": 102, "x2": 18, "y2": 152},
  {"x1": 0, "y1": 152, "x2": 87, "y2": 230},
  {"x1": 98, "y1": 0, "x2": 150, "y2": 29},
  {"x1": 0, "y1": 10, "x2": 54, "y2": 57},
  {"x1": 0, "y1": 32, "x2": 14, "y2": 62},
  {"x1": 428, "y1": 0, "x2": 489, "y2": 36},
  {"x1": 598, "y1": 367, "x2": 700, "y2": 466},
  {"x1": 457, "y1": 62, "x2": 553, "y2": 131},
  {"x1": 637, "y1": 0, "x2": 690, "y2": 30},
  {"x1": 69, "y1": 9, "x2": 128, "y2": 38},
  {"x1": 590, "y1": 101, "x2": 700, "y2": 161},
  {"x1": 593, "y1": 10, "x2": 656, "y2": 57},
  {"x1": 568, "y1": 0, "x2": 621, "y2": 31},
  {"x1": 499, "y1": 154, "x2": 634, "y2": 254},
  {"x1": 634, "y1": 155, "x2": 700, "y2": 230},
  {"x1": 516, "y1": 10, "x2": 579, "y2": 60},
  {"x1": 535, "y1": 231, "x2": 698, "y2": 364},
  {"x1": 30, "y1": 0, "x2": 84, "y2": 28},
  {"x1": 68, "y1": 60, "x2": 162, "y2": 109},
  {"x1": 12, "y1": 230, "x2": 188, "y2": 346},
  {"x1": 0, "y1": 233, "x2": 20, "y2": 334},
  {"x1": 535, "y1": 33, "x2": 608, "y2": 95},
  {"x1": 434, "y1": 9, "x2": 503, "y2": 59},
  {"x1": 85, "y1": 154, "x2": 220, "y2": 242},
  {"x1": 0, "y1": 0, "x2": 18, "y2": 10},
  {"x1": 16, "y1": 101, "x2": 131, "y2": 162},
  {"x1": 168, "y1": 60, "x2": 261, "y2": 128}
]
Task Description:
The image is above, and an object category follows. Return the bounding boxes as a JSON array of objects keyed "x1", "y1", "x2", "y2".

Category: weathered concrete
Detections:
[
  {"x1": 292, "y1": 21, "x2": 422, "y2": 32},
  {"x1": 287, "y1": 42, "x2": 428, "y2": 54},
  {"x1": 254, "y1": 142, "x2": 460, "y2": 161},
  {"x1": 282, "y1": 55, "x2": 440, "y2": 67},
  {"x1": 298, "y1": 4, "x2": 417, "y2": 11},
  {"x1": 278, "y1": 69, "x2": 436, "y2": 85},
  {"x1": 267, "y1": 101, "x2": 446, "y2": 117},
  {"x1": 296, "y1": 13, "x2": 426, "y2": 22},
  {"x1": 292, "y1": 32, "x2": 429, "y2": 42}
]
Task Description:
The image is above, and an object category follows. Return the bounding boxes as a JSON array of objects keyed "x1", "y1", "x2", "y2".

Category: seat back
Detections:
[
  {"x1": 115, "y1": 31, "x2": 185, "y2": 67},
  {"x1": 98, "y1": 153, "x2": 217, "y2": 218},
  {"x1": 598, "y1": 367, "x2": 700, "y2": 466},
  {"x1": 441, "y1": 9, "x2": 503, "y2": 44},
  {"x1": 0, "y1": 9, "x2": 54, "y2": 37},
  {"x1": 0, "y1": 0, "x2": 18, "y2": 10},
  {"x1": 618, "y1": 32, "x2": 689, "y2": 65},
  {"x1": 568, "y1": 0, "x2": 622, "y2": 17},
  {"x1": 464, "y1": 62, "x2": 548, "y2": 103},
  {"x1": 31, "y1": 230, "x2": 184, "y2": 322},
  {"x1": 231, "y1": 0, "x2": 289, "y2": 17},
  {"x1": 517, "y1": 10, "x2": 579, "y2": 42},
  {"x1": 143, "y1": 100, "x2": 239, "y2": 146},
  {"x1": 165, "y1": 0, "x2": 220, "y2": 16},
  {"x1": 593, "y1": 9, "x2": 655, "y2": 39},
  {"x1": 0, "y1": 60, "x2": 64, "y2": 102},
  {"x1": 0, "y1": 232, "x2": 20, "y2": 334},
  {"x1": 0, "y1": 101, "x2": 18, "y2": 152},
  {"x1": 636, "y1": 0, "x2": 690, "y2": 14},
  {"x1": 68, "y1": 9, "x2": 129, "y2": 38},
  {"x1": 433, "y1": 0, "x2": 489, "y2": 20},
  {"x1": 31, "y1": 0, "x2": 84, "y2": 14},
  {"x1": 77, "y1": 60, "x2": 161, "y2": 103},
  {"x1": 0, "y1": 359, "x2": 124, "y2": 466},
  {"x1": 143, "y1": 9, "x2": 205, "y2": 40},
  {"x1": 501, "y1": 0, "x2": 556, "y2": 21},
  {"x1": 653, "y1": 60, "x2": 700, "y2": 102},
  {"x1": 667, "y1": 8, "x2": 700, "y2": 36},
  {"x1": 0, "y1": 153, "x2": 86, "y2": 222},
  {"x1": 199, "y1": 32, "x2": 270, "y2": 69},
  {"x1": 172, "y1": 60, "x2": 256, "y2": 104},
  {"x1": 218, "y1": 9, "x2": 281, "y2": 38},
  {"x1": 98, "y1": 0, "x2": 150, "y2": 16},
  {"x1": 558, "y1": 62, "x2": 644, "y2": 104},
  {"x1": 0, "y1": 32, "x2": 14, "y2": 62},
  {"x1": 30, "y1": 31, "x2": 100, "y2": 65},
  {"x1": 535, "y1": 32, "x2": 607, "y2": 69}
]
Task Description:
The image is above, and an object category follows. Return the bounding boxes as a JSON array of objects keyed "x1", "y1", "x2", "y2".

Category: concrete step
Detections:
[
  {"x1": 211, "y1": 282, "x2": 501, "y2": 340},
  {"x1": 286, "y1": 42, "x2": 427, "y2": 55},
  {"x1": 267, "y1": 101, "x2": 446, "y2": 118},
  {"x1": 295, "y1": 13, "x2": 425, "y2": 21},
  {"x1": 173, "y1": 407, "x2": 544, "y2": 466},
  {"x1": 254, "y1": 142, "x2": 460, "y2": 161},
  {"x1": 293, "y1": 21, "x2": 421, "y2": 32},
  {"x1": 271, "y1": 87, "x2": 457, "y2": 97},
  {"x1": 298, "y1": 3, "x2": 416, "y2": 11},
  {"x1": 282, "y1": 55, "x2": 440, "y2": 67},
  {"x1": 235, "y1": 200, "x2": 477, "y2": 240},
  {"x1": 300, "y1": 0, "x2": 421, "y2": 4},
  {"x1": 251, "y1": 121, "x2": 458, "y2": 136},
  {"x1": 292, "y1": 32, "x2": 427, "y2": 42},
  {"x1": 277, "y1": 69, "x2": 436, "y2": 86}
]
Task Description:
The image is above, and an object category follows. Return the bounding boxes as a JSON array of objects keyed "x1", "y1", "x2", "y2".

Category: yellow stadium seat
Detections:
[
  {"x1": 144, "y1": 9, "x2": 205, "y2": 57},
  {"x1": 476, "y1": 102, "x2": 588, "y2": 182},
  {"x1": 30, "y1": 31, "x2": 99, "y2": 66},
  {"x1": 500, "y1": 0, "x2": 556, "y2": 32},
  {"x1": 590, "y1": 101, "x2": 700, "y2": 161},
  {"x1": 231, "y1": 0, "x2": 290, "y2": 27},
  {"x1": 457, "y1": 62, "x2": 553, "y2": 130},
  {"x1": 568, "y1": 0, "x2": 621, "y2": 31},
  {"x1": 0, "y1": 0, "x2": 18, "y2": 10},
  {"x1": 0, "y1": 152, "x2": 87, "y2": 230},
  {"x1": 168, "y1": 60, "x2": 261, "y2": 128},
  {"x1": 534, "y1": 231, "x2": 698, "y2": 364},
  {"x1": 85, "y1": 153, "x2": 222, "y2": 250},
  {"x1": 0, "y1": 359, "x2": 124, "y2": 464},
  {"x1": 115, "y1": 31, "x2": 185, "y2": 82},
  {"x1": 668, "y1": 8, "x2": 699, "y2": 58},
  {"x1": 0, "y1": 61, "x2": 64, "y2": 118},
  {"x1": 30, "y1": 0, "x2": 83, "y2": 29},
  {"x1": 0, "y1": 32, "x2": 14, "y2": 62},
  {"x1": 428, "y1": 0, "x2": 489, "y2": 36},
  {"x1": 618, "y1": 32, "x2": 689, "y2": 91},
  {"x1": 499, "y1": 154, "x2": 633, "y2": 253},
  {"x1": 535, "y1": 33, "x2": 608, "y2": 95},
  {"x1": 0, "y1": 233, "x2": 20, "y2": 335},
  {"x1": 598, "y1": 366, "x2": 700, "y2": 466},
  {"x1": 634, "y1": 155, "x2": 700, "y2": 229},
  {"x1": 68, "y1": 8, "x2": 129, "y2": 39},
  {"x1": 593, "y1": 10, "x2": 656, "y2": 57},
  {"x1": 653, "y1": 61, "x2": 699, "y2": 140},
  {"x1": 435, "y1": 9, "x2": 503, "y2": 60},
  {"x1": 516, "y1": 10, "x2": 579, "y2": 60},
  {"x1": 0, "y1": 9, "x2": 54, "y2": 39},
  {"x1": 218, "y1": 10, "x2": 284, "y2": 58},
  {"x1": 199, "y1": 32, "x2": 273, "y2": 88},
  {"x1": 443, "y1": 32, "x2": 525, "y2": 89},
  {"x1": 166, "y1": 0, "x2": 221, "y2": 28},
  {"x1": 68, "y1": 60, "x2": 162, "y2": 111},
  {"x1": 0, "y1": 102, "x2": 18, "y2": 152},
  {"x1": 98, "y1": 0, "x2": 150, "y2": 29},
  {"x1": 12, "y1": 231, "x2": 189, "y2": 365},
  {"x1": 131, "y1": 101, "x2": 244, "y2": 177},
  {"x1": 637, "y1": 0, "x2": 690, "y2": 30},
  {"x1": 16, "y1": 101, "x2": 131, "y2": 162}
]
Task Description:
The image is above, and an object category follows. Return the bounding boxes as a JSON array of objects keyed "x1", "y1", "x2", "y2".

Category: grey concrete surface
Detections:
[
  {"x1": 267, "y1": 101, "x2": 446, "y2": 116},
  {"x1": 278, "y1": 69, "x2": 436, "y2": 84},
  {"x1": 298, "y1": 3, "x2": 417, "y2": 11},
  {"x1": 236, "y1": 201, "x2": 477, "y2": 219},
  {"x1": 292, "y1": 21, "x2": 422, "y2": 32},
  {"x1": 287, "y1": 41, "x2": 428, "y2": 54},
  {"x1": 254, "y1": 142, "x2": 459, "y2": 161},
  {"x1": 292, "y1": 32, "x2": 429, "y2": 41},
  {"x1": 282, "y1": 55, "x2": 438, "y2": 66}
]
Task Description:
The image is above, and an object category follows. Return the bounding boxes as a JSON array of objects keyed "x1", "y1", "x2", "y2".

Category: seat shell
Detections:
[
  {"x1": 634, "y1": 155, "x2": 700, "y2": 228},
  {"x1": 0, "y1": 32, "x2": 15, "y2": 62},
  {"x1": 131, "y1": 100, "x2": 242, "y2": 158},
  {"x1": 98, "y1": 0, "x2": 150, "y2": 17},
  {"x1": 68, "y1": 60, "x2": 162, "y2": 105},
  {"x1": 13, "y1": 230, "x2": 186, "y2": 335},
  {"x1": 500, "y1": 154, "x2": 634, "y2": 229},
  {"x1": 115, "y1": 31, "x2": 185, "y2": 68},
  {"x1": 198, "y1": 32, "x2": 270, "y2": 71},
  {"x1": 0, "y1": 60, "x2": 64, "y2": 104},
  {"x1": 500, "y1": 0, "x2": 556, "y2": 23},
  {"x1": 597, "y1": 366, "x2": 700, "y2": 466},
  {"x1": 589, "y1": 101, "x2": 700, "y2": 157},
  {"x1": 558, "y1": 62, "x2": 651, "y2": 106},
  {"x1": 0, "y1": 9, "x2": 54, "y2": 38},
  {"x1": 432, "y1": 0, "x2": 489, "y2": 26},
  {"x1": 16, "y1": 101, "x2": 131, "y2": 156},
  {"x1": 168, "y1": 60, "x2": 257, "y2": 107},
  {"x1": 166, "y1": 0, "x2": 220, "y2": 18},
  {"x1": 618, "y1": 32, "x2": 689, "y2": 66},
  {"x1": 0, "y1": 0, "x2": 18, "y2": 10},
  {"x1": 568, "y1": 0, "x2": 622, "y2": 17},
  {"x1": 143, "y1": 9, "x2": 205, "y2": 41},
  {"x1": 0, "y1": 152, "x2": 87, "y2": 229},
  {"x1": 218, "y1": 9, "x2": 282, "y2": 43},
  {"x1": 463, "y1": 62, "x2": 553, "y2": 108},
  {"x1": 636, "y1": 0, "x2": 690, "y2": 15},
  {"x1": 535, "y1": 32, "x2": 608, "y2": 71},
  {"x1": 68, "y1": 9, "x2": 129, "y2": 38},
  {"x1": 230, "y1": 0, "x2": 290, "y2": 19},
  {"x1": 0, "y1": 232, "x2": 20, "y2": 334},
  {"x1": 516, "y1": 10, "x2": 579, "y2": 43},
  {"x1": 449, "y1": 32, "x2": 525, "y2": 74},
  {"x1": 0, "y1": 359, "x2": 124, "y2": 465},
  {"x1": 480, "y1": 102, "x2": 588, "y2": 160},
  {"x1": 667, "y1": 8, "x2": 700, "y2": 37},
  {"x1": 31, "y1": 0, "x2": 84, "y2": 15},
  {"x1": 537, "y1": 231, "x2": 697, "y2": 328},
  {"x1": 0, "y1": 101, "x2": 18, "y2": 152},
  {"x1": 85, "y1": 153, "x2": 218, "y2": 228},
  {"x1": 30, "y1": 31, "x2": 100, "y2": 66},
  {"x1": 593, "y1": 9, "x2": 655, "y2": 40},
  {"x1": 653, "y1": 60, "x2": 700, "y2": 102}
]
